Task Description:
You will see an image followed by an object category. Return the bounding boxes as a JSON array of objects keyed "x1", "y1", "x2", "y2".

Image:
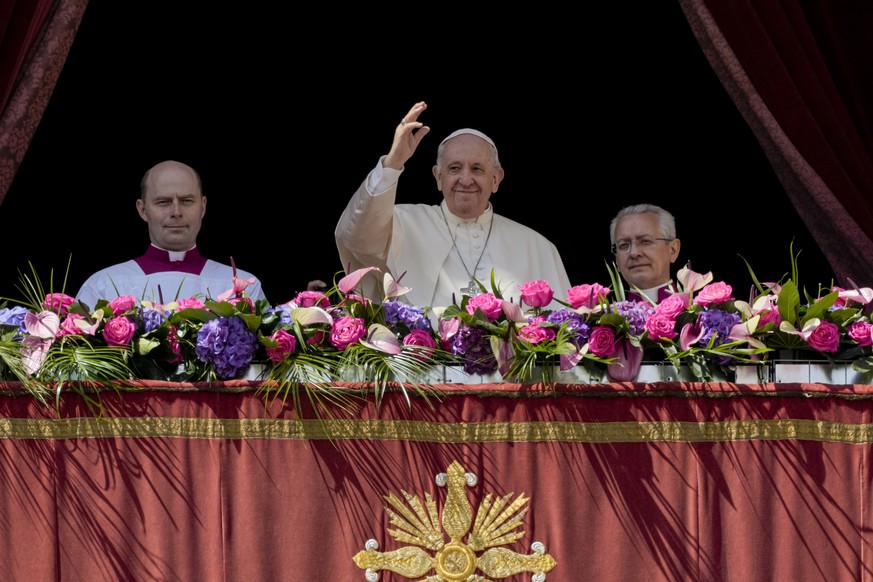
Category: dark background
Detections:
[{"x1": 0, "y1": 3, "x2": 836, "y2": 304}]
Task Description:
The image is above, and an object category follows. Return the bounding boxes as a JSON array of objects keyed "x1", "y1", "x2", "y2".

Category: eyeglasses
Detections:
[{"x1": 611, "y1": 237, "x2": 673, "y2": 255}]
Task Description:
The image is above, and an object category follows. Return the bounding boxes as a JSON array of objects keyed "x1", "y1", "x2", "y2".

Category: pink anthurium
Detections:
[
  {"x1": 338, "y1": 266, "x2": 382, "y2": 295},
  {"x1": 676, "y1": 265, "x2": 714, "y2": 294},
  {"x1": 383, "y1": 271, "x2": 412, "y2": 300},
  {"x1": 559, "y1": 348, "x2": 584, "y2": 371},
  {"x1": 25, "y1": 310, "x2": 60, "y2": 339},
  {"x1": 358, "y1": 323, "x2": 402, "y2": 354},
  {"x1": 500, "y1": 300, "x2": 527, "y2": 324},
  {"x1": 493, "y1": 335, "x2": 515, "y2": 375},
  {"x1": 679, "y1": 321, "x2": 705, "y2": 351},
  {"x1": 217, "y1": 257, "x2": 256, "y2": 302},
  {"x1": 21, "y1": 337, "x2": 53, "y2": 375}
]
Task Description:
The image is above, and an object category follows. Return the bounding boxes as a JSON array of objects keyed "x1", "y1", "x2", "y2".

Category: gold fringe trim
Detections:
[{"x1": 1, "y1": 417, "x2": 872, "y2": 444}]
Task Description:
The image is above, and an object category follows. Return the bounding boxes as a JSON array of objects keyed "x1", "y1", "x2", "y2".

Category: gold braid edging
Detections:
[{"x1": 1, "y1": 417, "x2": 872, "y2": 444}]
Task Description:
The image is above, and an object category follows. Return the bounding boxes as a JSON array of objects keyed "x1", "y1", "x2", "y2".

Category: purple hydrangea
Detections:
[
  {"x1": 698, "y1": 309, "x2": 742, "y2": 347},
  {"x1": 0, "y1": 306, "x2": 29, "y2": 336},
  {"x1": 139, "y1": 308, "x2": 166, "y2": 333},
  {"x1": 451, "y1": 324, "x2": 497, "y2": 375},
  {"x1": 546, "y1": 308, "x2": 591, "y2": 345},
  {"x1": 195, "y1": 316, "x2": 258, "y2": 379},
  {"x1": 267, "y1": 305, "x2": 293, "y2": 325},
  {"x1": 611, "y1": 300, "x2": 656, "y2": 336},
  {"x1": 383, "y1": 300, "x2": 433, "y2": 332}
]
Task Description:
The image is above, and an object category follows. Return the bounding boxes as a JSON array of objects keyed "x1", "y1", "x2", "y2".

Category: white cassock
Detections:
[
  {"x1": 335, "y1": 159, "x2": 572, "y2": 309},
  {"x1": 75, "y1": 245, "x2": 265, "y2": 309}
]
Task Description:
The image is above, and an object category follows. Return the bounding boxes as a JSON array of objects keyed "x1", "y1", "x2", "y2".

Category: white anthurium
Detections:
[
  {"x1": 728, "y1": 314, "x2": 768, "y2": 350},
  {"x1": 779, "y1": 317, "x2": 820, "y2": 341},
  {"x1": 359, "y1": 323, "x2": 401, "y2": 354},
  {"x1": 676, "y1": 265, "x2": 714, "y2": 293},
  {"x1": 290, "y1": 306, "x2": 334, "y2": 327}
]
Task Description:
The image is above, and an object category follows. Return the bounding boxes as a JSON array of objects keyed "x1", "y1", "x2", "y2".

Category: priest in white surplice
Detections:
[
  {"x1": 76, "y1": 160, "x2": 265, "y2": 309},
  {"x1": 336, "y1": 101, "x2": 571, "y2": 309}
]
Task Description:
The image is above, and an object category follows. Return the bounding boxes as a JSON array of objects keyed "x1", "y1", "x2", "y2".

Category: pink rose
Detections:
[
  {"x1": 177, "y1": 297, "x2": 206, "y2": 310},
  {"x1": 806, "y1": 320, "x2": 841, "y2": 353},
  {"x1": 403, "y1": 329, "x2": 437, "y2": 349},
  {"x1": 587, "y1": 326, "x2": 617, "y2": 357},
  {"x1": 102, "y1": 316, "x2": 136, "y2": 347},
  {"x1": 58, "y1": 313, "x2": 87, "y2": 337},
  {"x1": 518, "y1": 325, "x2": 556, "y2": 344},
  {"x1": 329, "y1": 316, "x2": 366, "y2": 350},
  {"x1": 847, "y1": 321, "x2": 873, "y2": 347},
  {"x1": 108, "y1": 295, "x2": 138, "y2": 314},
  {"x1": 645, "y1": 312, "x2": 678, "y2": 341},
  {"x1": 267, "y1": 329, "x2": 298, "y2": 362},
  {"x1": 44, "y1": 293, "x2": 75, "y2": 316},
  {"x1": 293, "y1": 290, "x2": 330, "y2": 308},
  {"x1": 758, "y1": 309, "x2": 781, "y2": 327},
  {"x1": 655, "y1": 293, "x2": 689, "y2": 318},
  {"x1": 306, "y1": 330, "x2": 327, "y2": 346},
  {"x1": 518, "y1": 280, "x2": 554, "y2": 308},
  {"x1": 567, "y1": 283, "x2": 611, "y2": 309},
  {"x1": 466, "y1": 293, "x2": 503, "y2": 322},
  {"x1": 694, "y1": 282, "x2": 734, "y2": 306}
]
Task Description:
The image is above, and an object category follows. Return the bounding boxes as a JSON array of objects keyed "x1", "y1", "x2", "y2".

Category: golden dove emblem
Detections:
[{"x1": 353, "y1": 460, "x2": 557, "y2": 581}]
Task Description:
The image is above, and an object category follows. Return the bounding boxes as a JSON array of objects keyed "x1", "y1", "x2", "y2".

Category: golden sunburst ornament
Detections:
[{"x1": 353, "y1": 460, "x2": 557, "y2": 581}]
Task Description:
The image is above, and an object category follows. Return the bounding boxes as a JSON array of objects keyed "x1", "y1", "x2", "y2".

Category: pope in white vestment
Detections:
[{"x1": 335, "y1": 102, "x2": 571, "y2": 309}]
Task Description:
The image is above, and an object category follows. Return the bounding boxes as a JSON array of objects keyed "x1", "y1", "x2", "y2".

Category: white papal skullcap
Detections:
[{"x1": 439, "y1": 128, "x2": 497, "y2": 150}]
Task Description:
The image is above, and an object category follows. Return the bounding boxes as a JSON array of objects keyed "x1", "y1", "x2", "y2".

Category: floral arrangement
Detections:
[{"x1": 2, "y1": 251, "x2": 873, "y2": 408}]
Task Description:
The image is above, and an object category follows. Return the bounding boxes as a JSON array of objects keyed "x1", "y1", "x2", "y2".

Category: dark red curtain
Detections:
[
  {"x1": 679, "y1": 0, "x2": 873, "y2": 287},
  {"x1": 0, "y1": 0, "x2": 86, "y2": 207}
]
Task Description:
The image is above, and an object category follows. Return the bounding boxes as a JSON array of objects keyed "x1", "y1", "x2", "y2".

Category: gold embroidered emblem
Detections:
[{"x1": 353, "y1": 460, "x2": 557, "y2": 580}]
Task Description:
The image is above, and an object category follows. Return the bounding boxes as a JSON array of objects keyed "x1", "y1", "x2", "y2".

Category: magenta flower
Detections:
[
  {"x1": 329, "y1": 316, "x2": 366, "y2": 350},
  {"x1": 267, "y1": 329, "x2": 297, "y2": 362},
  {"x1": 108, "y1": 295, "x2": 138, "y2": 314},
  {"x1": 293, "y1": 291, "x2": 331, "y2": 308},
  {"x1": 694, "y1": 282, "x2": 734, "y2": 306},
  {"x1": 847, "y1": 321, "x2": 873, "y2": 347},
  {"x1": 518, "y1": 325, "x2": 556, "y2": 344},
  {"x1": 654, "y1": 293, "x2": 690, "y2": 318},
  {"x1": 43, "y1": 293, "x2": 75, "y2": 316},
  {"x1": 566, "y1": 283, "x2": 611, "y2": 309},
  {"x1": 644, "y1": 312, "x2": 678, "y2": 341},
  {"x1": 58, "y1": 313, "x2": 87, "y2": 337},
  {"x1": 517, "y1": 280, "x2": 554, "y2": 308},
  {"x1": 806, "y1": 320, "x2": 841, "y2": 353},
  {"x1": 587, "y1": 326, "x2": 617, "y2": 357},
  {"x1": 103, "y1": 316, "x2": 137, "y2": 347},
  {"x1": 465, "y1": 293, "x2": 503, "y2": 322},
  {"x1": 176, "y1": 297, "x2": 206, "y2": 310},
  {"x1": 403, "y1": 329, "x2": 437, "y2": 349}
]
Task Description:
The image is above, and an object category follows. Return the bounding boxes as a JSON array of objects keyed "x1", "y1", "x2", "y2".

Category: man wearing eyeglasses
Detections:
[{"x1": 608, "y1": 204, "x2": 681, "y2": 303}]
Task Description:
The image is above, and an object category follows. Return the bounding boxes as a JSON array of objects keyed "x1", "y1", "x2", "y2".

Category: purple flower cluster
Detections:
[
  {"x1": 382, "y1": 300, "x2": 433, "y2": 332},
  {"x1": 195, "y1": 316, "x2": 258, "y2": 379},
  {"x1": 451, "y1": 324, "x2": 497, "y2": 375},
  {"x1": 139, "y1": 308, "x2": 166, "y2": 333},
  {"x1": 698, "y1": 309, "x2": 742, "y2": 347},
  {"x1": 611, "y1": 301, "x2": 655, "y2": 336},
  {"x1": 546, "y1": 309, "x2": 591, "y2": 345}
]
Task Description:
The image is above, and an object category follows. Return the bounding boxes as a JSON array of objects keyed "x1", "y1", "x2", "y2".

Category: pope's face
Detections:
[{"x1": 432, "y1": 134, "x2": 504, "y2": 219}]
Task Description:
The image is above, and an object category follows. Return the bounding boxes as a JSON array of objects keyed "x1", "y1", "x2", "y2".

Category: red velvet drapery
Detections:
[{"x1": 1, "y1": 381, "x2": 871, "y2": 581}]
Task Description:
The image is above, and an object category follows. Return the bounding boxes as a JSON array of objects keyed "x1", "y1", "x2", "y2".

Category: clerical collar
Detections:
[
  {"x1": 440, "y1": 201, "x2": 493, "y2": 227},
  {"x1": 629, "y1": 280, "x2": 676, "y2": 304},
  {"x1": 134, "y1": 245, "x2": 208, "y2": 275}
]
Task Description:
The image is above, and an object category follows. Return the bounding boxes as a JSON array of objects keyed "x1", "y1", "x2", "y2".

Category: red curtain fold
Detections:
[
  {"x1": 679, "y1": 0, "x2": 873, "y2": 287},
  {"x1": 0, "y1": 0, "x2": 86, "y2": 207}
]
